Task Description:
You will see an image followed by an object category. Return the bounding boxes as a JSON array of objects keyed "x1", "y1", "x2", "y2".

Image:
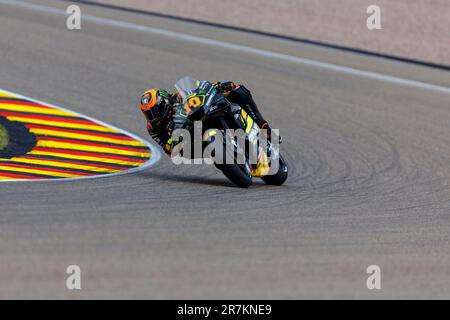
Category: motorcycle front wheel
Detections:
[
  {"x1": 217, "y1": 162, "x2": 253, "y2": 188},
  {"x1": 211, "y1": 134, "x2": 253, "y2": 188}
]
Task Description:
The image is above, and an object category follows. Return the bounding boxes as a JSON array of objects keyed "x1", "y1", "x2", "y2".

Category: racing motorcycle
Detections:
[{"x1": 172, "y1": 77, "x2": 288, "y2": 188}]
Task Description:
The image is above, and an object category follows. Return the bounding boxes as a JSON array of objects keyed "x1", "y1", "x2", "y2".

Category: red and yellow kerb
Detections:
[{"x1": 0, "y1": 90, "x2": 153, "y2": 181}]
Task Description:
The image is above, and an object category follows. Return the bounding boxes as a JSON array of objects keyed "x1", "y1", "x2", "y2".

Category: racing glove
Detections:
[{"x1": 214, "y1": 81, "x2": 237, "y2": 93}]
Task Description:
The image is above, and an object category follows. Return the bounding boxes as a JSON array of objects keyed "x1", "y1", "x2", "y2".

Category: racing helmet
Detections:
[{"x1": 140, "y1": 89, "x2": 172, "y2": 131}]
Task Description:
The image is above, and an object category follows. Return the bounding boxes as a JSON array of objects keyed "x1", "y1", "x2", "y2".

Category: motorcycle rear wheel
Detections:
[{"x1": 261, "y1": 154, "x2": 288, "y2": 186}]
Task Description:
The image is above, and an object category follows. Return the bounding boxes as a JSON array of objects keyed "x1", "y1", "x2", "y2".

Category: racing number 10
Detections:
[{"x1": 183, "y1": 96, "x2": 202, "y2": 114}]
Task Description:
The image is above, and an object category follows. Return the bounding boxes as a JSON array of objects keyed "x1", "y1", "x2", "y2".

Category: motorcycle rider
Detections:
[{"x1": 139, "y1": 81, "x2": 272, "y2": 156}]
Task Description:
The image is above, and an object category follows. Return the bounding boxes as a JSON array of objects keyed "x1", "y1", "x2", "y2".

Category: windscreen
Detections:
[{"x1": 174, "y1": 76, "x2": 199, "y2": 99}]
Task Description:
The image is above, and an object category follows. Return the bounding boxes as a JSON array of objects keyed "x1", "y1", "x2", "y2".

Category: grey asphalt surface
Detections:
[{"x1": 1, "y1": 0, "x2": 450, "y2": 299}]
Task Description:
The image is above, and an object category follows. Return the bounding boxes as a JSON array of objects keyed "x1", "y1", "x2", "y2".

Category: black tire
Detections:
[
  {"x1": 212, "y1": 136, "x2": 253, "y2": 188},
  {"x1": 262, "y1": 154, "x2": 288, "y2": 186},
  {"x1": 218, "y1": 163, "x2": 253, "y2": 188}
]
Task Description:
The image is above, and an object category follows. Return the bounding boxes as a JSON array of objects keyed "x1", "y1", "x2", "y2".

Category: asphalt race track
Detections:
[{"x1": 1, "y1": 0, "x2": 450, "y2": 299}]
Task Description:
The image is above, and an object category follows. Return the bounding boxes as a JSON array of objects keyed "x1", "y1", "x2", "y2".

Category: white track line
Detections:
[
  {"x1": 1, "y1": 0, "x2": 450, "y2": 95},
  {"x1": 0, "y1": 88, "x2": 161, "y2": 183}
]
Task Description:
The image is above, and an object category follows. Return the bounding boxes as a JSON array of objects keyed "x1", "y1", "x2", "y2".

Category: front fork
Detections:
[
  {"x1": 202, "y1": 117, "x2": 252, "y2": 174},
  {"x1": 228, "y1": 110, "x2": 271, "y2": 177}
]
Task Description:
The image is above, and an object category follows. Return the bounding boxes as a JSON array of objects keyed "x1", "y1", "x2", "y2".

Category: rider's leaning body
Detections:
[{"x1": 139, "y1": 81, "x2": 270, "y2": 156}]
